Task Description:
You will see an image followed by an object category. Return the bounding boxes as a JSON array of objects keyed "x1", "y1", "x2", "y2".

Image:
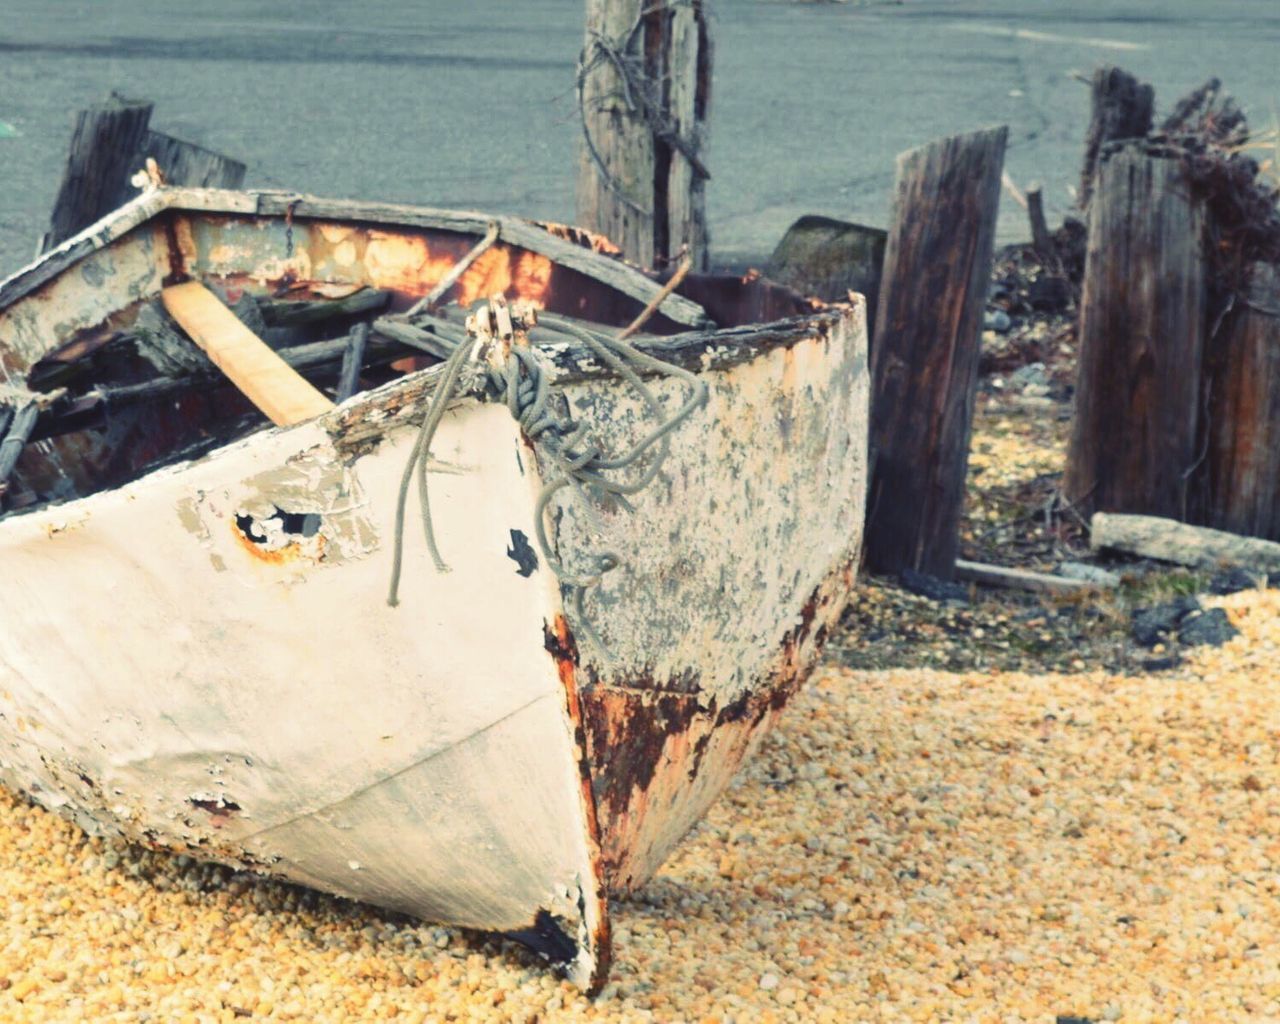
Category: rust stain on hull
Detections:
[{"x1": 574, "y1": 561, "x2": 854, "y2": 894}]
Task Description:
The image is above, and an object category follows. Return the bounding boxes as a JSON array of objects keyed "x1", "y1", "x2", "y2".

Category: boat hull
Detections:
[{"x1": 0, "y1": 190, "x2": 868, "y2": 988}]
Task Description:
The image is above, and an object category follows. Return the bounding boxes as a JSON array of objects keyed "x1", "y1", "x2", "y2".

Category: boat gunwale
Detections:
[{"x1": 0, "y1": 187, "x2": 711, "y2": 327}]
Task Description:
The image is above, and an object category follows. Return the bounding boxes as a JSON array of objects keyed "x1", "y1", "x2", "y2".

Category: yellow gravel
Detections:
[{"x1": 2, "y1": 586, "x2": 1278, "y2": 1022}]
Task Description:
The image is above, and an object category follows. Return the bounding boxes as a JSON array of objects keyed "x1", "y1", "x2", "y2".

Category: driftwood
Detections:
[
  {"x1": 864, "y1": 126, "x2": 1008, "y2": 578},
  {"x1": 1080, "y1": 66, "x2": 1154, "y2": 209},
  {"x1": 1063, "y1": 144, "x2": 1208, "y2": 520},
  {"x1": 576, "y1": 0, "x2": 712, "y2": 269},
  {"x1": 1091, "y1": 512, "x2": 1280, "y2": 573},
  {"x1": 1204, "y1": 262, "x2": 1280, "y2": 541},
  {"x1": 954, "y1": 559, "x2": 1111, "y2": 595}
]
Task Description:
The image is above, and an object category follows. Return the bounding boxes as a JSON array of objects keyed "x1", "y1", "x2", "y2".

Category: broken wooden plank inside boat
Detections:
[{"x1": 0, "y1": 188, "x2": 869, "y2": 992}]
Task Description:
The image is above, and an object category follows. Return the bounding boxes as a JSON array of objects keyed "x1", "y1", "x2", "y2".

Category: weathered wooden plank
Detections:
[
  {"x1": 1080, "y1": 66, "x2": 1154, "y2": 209},
  {"x1": 954, "y1": 559, "x2": 1108, "y2": 595},
  {"x1": 140, "y1": 130, "x2": 246, "y2": 190},
  {"x1": 44, "y1": 95, "x2": 155, "y2": 250},
  {"x1": 161, "y1": 282, "x2": 334, "y2": 427},
  {"x1": 863, "y1": 126, "x2": 1008, "y2": 578},
  {"x1": 576, "y1": 0, "x2": 711, "y2": 270},
  {"x1": 1203, "y1": 261, "x2": 1280, "y2": 541},
  {"x1": 1063, "y1": 145, "x2": 1208, "y2": 520},
  {"x1": 1091, "y1": 512, "x2": 1280, "y2": 572}
]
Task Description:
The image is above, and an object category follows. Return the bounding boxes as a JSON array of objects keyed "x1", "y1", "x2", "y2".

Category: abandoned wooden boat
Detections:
[{"x1": 0, "y1": 187, "x2": 868, "y2": 990}]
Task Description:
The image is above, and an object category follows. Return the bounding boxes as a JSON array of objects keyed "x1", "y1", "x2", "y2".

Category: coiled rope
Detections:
[{"x1": 386, "y1": 307, "x2": 708, "y2": 655}]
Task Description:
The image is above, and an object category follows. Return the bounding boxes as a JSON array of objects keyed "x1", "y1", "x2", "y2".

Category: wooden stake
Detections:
[
  {"x1": 1063, "y1": 144, "x2": 1208, "y2": 520},
  {"x1": 1079, "y1": 66, "x2": 1154, "y2": 209},
  {"x1": 161, "y1": 283, "x2": 334, "y2": 427},
  {"x1": 864, "y1": 126, "x2": 1008, "y2": 579}
]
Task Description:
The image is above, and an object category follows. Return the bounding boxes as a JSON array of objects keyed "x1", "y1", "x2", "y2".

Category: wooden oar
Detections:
[{"x1": 161, "y1": 282, "x2": 334, "y2": 427}]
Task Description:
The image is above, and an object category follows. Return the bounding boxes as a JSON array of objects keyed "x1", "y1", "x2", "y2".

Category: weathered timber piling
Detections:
[
  {"x1": 1204, "y1": 262, "x2": 1280, "y2": 541},
  {"x1": 43, "y1": 94, "x2": 244, "y2": 251},
  {"x1": 45, "y1": 95, "x2": 155, "y2": 250},
  {"x1": 576, "y1": 0, "x2": 711, "y2": 270},
  {"x1": 864, "y1": 126, "x2": 1008, "y2": 578},
  {"x1": 1063, "y1": 144, "x2": 1209, "y2": 520}
]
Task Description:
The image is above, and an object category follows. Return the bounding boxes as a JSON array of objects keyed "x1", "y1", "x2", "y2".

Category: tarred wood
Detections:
[
  {"x1": 1063, "y1": 144, "x2": 1208, "y2": 520},
  {"x1": 576, "y1": 0, "x2": 711, "y2": 270},
  {"x1": 1203, "y1": 261, "x2": 1280, "y2": 540},
  {"x1": 864, "y1": 126, "x2": 1008, "y2": 578}
]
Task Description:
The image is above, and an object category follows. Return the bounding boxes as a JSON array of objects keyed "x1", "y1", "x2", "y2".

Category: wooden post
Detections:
[
  {"x1": 140, "y1": 131, "x2": 246, "y2": 191},
  {"x1": 44, "y1": 96, "x2": 245, "y2": 251},
  {"x1": 1026, "y1": 184, "x2": 1056, "y2": 262},
  {"x1": 575, "y1": 0, "x2": 711, "y2": 270},
  {"x1": 864, "y1": 126, "x2": 1008, "y2": 578},
  {"x1": 1079, "y1": 66, "x2": 1154, "y2": 209},
  {"x1": 1063, "y1": 143, "x2": 1208, "y2": 521},
  {"x1": 45, "y1": 94, "x2": 155, "y2": 249},
  {"x1": 1203, "y1": 262, "x2": 1280, "y2": 541}
]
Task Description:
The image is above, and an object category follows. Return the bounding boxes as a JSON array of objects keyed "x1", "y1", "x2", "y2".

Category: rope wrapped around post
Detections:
[{"x1": 386, "y1": 298, "x2": 708, "y2": 656}]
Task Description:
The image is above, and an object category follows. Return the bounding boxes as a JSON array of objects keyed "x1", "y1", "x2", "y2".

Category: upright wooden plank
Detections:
[
  {"x1": 45, "y1": 95, "x2": 155, "y2": 249},
  {"x1": 161, "y1": 283, "x2": 334, "y2": 427},
  {"x1": 1203, "y1": 261, "x2": 1280, "y2": 540},
  {"x1": 864, "y1": 126, "x2": 1007, "y2": 578},
  {"x1": 141, "y1": 131, "x2": 247, "y2": 190},
  {"x1": 1063, "y1": 144, "x2": 1208, "y2": 520},
  {"x1": 576, "y1": 0, "x2": 711, "y2": 270}
]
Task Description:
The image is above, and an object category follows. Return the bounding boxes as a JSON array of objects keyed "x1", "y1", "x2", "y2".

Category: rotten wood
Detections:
[
  {"x1": 259, "y1": 288, "x2": 391, "y2": 328},
  {"x1": 44, "y1": 94, "x2": 156, "y2": 250},
  {"x1": 864, "y1": 126, "x2": 1008, "y2": 579},
  {"x1": 576, "y1": 0, "x2": 712, "y2": 270},
  {"x1": 1080, "y1": 66, "x2": 1154, "y2": 209},
  {"x1": 1091, "y1": 511, "x2": 1280, "y2": 573},
  {"x1": 1063, "y1": 144, "x2": 1208, "y2": 521},
  {"x1": 336, "y1": 323, "x2": 370, "y2": 403},
  {"x1": 161, "y1": 282, "x2": 334, "y2": 427},
  {"x1": 954, "y1": 559, "x2": 1110, "y2": 595},
  {"x1": 1203, "y1": 261, "x2": 1280, "y2": 541}
]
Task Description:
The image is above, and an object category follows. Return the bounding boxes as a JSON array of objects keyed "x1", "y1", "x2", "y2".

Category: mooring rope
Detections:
[{"x1": 386, "y1": 307, "x2": 708, "y2": 655}]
